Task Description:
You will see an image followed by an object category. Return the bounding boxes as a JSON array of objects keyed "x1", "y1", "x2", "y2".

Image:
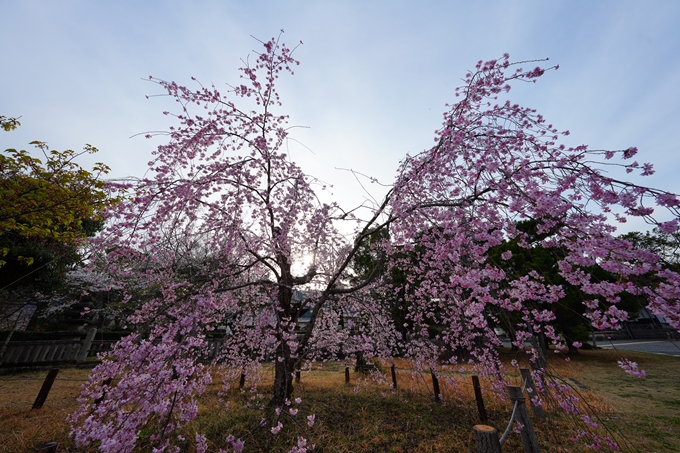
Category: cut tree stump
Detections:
[{"x1": 473, "y1": 425, "x2": 502, "y2": 453}]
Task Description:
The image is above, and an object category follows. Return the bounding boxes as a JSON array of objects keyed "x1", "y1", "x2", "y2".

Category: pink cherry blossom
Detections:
[
  {"x1": 618, "y1": 359, "x2": 646, "y2": 378},
  {"x1": 271, "y1": 422, "x2": 283, "y2": 435}
]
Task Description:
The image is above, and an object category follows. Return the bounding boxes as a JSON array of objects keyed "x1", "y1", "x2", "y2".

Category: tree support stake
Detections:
[
  {"x1": 507, "y1": 385, "x2": 540, "y2": 453},
  {"x1": 33, "y1": 368, "x2": 59, "y2": 409},
  {"x1": 472, "y1": 375, "x2": 488, "y2": 422}
]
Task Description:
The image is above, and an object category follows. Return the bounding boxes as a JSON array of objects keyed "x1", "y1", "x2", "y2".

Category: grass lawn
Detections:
[
  {"x1": 559, "y1": 348, "x2": 680, "y2": 452},
  {"x1": 0, "y1": 348, "x2": 678, "y2": 452}
]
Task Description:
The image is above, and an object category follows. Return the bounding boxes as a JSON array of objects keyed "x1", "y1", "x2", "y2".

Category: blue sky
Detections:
[{"x1": 2, "y1": 1, "x2": 680, "y2": 232}]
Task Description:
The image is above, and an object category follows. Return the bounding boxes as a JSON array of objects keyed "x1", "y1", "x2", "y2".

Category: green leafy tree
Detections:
[
  {"x1": 0, "y1": 117, "x2": 116, "y2": 330},
  {"x1": 0, "y1": 144, "x2": 111, "y2": 257},
  {"x1": 1, "y1": 117, "x2": 114, "y2": 271},
  {"x1": 619, "y1": 228, "x2": 680, "y2": 272},
  {"x1": 487, "y1": 220, "x2": 642, "y2": 357}
]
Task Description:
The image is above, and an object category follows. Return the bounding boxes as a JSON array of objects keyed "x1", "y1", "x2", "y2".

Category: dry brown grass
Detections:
[
  {"x1": 0, "y1": 368, "x2": 87, "y2": 452},
  {"x1": 0, "y1": 350, "x2": 678, "y2": 452}
]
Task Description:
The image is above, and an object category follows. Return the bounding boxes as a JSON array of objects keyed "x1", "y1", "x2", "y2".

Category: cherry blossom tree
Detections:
[
  {"x1": 385, "y1": 56, "x2": 680, "y2": 372},
  {"x1": 69, "y1": 35, "x2": 680, "y2": 452}
]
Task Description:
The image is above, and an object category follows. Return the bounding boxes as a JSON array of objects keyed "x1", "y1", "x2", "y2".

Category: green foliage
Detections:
[
  {"x1": 0, "y1": 143, "x2": 112, "y2": 248},
  {"x1": 619, "y1": 228, "x2": 680, "y2": 272},
  {"x1": 0, "y1": 232, "x2": 79, "y2": 290},
  {"x1": 0, "y1": 117, "x2": 114, "y2": 284},
  {"x1": 0, "y1": 117, "x2": 117, "y2": 331},
  {"x1": 350, "y1": 228, "x2": 389, "y2": 284},
  {"x1": 351, "y1": 228, "x2": 443, "y2": 350},
  {"x1": 488, "y1": 220, "x2": 643, "y2": 352},
  {"x1": 0, "y1": 116, "x2": 20, "y2": 132}
]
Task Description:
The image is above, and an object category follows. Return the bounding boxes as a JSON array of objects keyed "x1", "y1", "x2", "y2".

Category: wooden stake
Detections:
[
  {"x1": 430, "y1": 368, "x2": 441, "y2": 402},
  {"x1": 507, "y1": 386, "x2": 540, "y2": 453},
  {"x1": 239, "y1": 370, "x2": 246, "y2": 389},
  {"x1": 473, "y1": 425, "x2": 502, "y2": 453},
  {"x1": 345, "y1": 365, "x2": 350, "y2": 384},
  {"x1": 391, "y1": 363, "x2": 398, "y2": 389},
  {"x1": 520, "y1": 368, "x2": 546, "y2": 422},
  {"x1": 33, "y1": 368, "x2": 59, "y2": 409},
  {"x1": 472, "y1": 375, "x2": 488, "y2": 422}
]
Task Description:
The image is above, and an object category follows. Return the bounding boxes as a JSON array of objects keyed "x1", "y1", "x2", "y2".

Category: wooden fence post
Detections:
[
  {"x1": 472, "y1": 375, "x2": 488, "y2": 422},
  {"x1": 391, "y1": 363, "x2": 397, "y2": 389},
  {"x1": 520, "y1": 368, "x2": 546, "y2": 422},
  {"x1": 77, "y1": 328, "x2": 97, "y2": 363},
  {"x1": 473, "y1": 425, "x2": 502, "y2": 453},
  {"x1": 345, "y1": 365, "x2": 350, "y2": 385},
  {"x1": 239, "y1": 370, "x2": 246, "y2": 389},
  {"x1": 430, "y1": 368, "x2": 441, "y2": 402},
  {"x1": 507, "y1": 386, "x2": 540, "y2": 453},
  {"x1": 33, "y1": 368, "x2": 59, "y2": 409}
]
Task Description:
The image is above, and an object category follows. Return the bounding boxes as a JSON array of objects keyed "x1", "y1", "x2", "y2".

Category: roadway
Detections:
[
  {"x1": 501, "y1": 339, "x2": 680, "y2": 357},
  {"x1": 593, "y1": 339, "x2": 680, "y2": 357}
]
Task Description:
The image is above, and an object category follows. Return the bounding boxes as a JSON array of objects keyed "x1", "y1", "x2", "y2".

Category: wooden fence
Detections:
[
  {"x1": 0, "y1": 330, "x2": 226, "y2": 366},
  {"x1": 1, "y1": 328, "x2": 100, "y2": 365}
]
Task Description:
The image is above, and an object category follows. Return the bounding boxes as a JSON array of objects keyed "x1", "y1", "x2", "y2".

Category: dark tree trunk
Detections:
[
  {"x1": 558, "y1": 320, "x2": 583, "y2": 356},
  {"x1": 500, "y1": 309, "x2": 520, "y2": 352},
  {"x1": 529, "y1": 332, "x2": 548, "y2": 371},
  {"x1": 508, "y1": 328, "x2": 520, "y2": 352},
  {"x1": 270, "y1": 251, "x2": 297, "y2": 406},
  {"x1": 354, "y1": 350, "x2": 367, "y2": 372},
  {"x1": 566, "y1": 338, "x2": 580, "y2": 356},
  {"x1": 271, "y1": 345, "x2": 295, "y2": 405}
]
